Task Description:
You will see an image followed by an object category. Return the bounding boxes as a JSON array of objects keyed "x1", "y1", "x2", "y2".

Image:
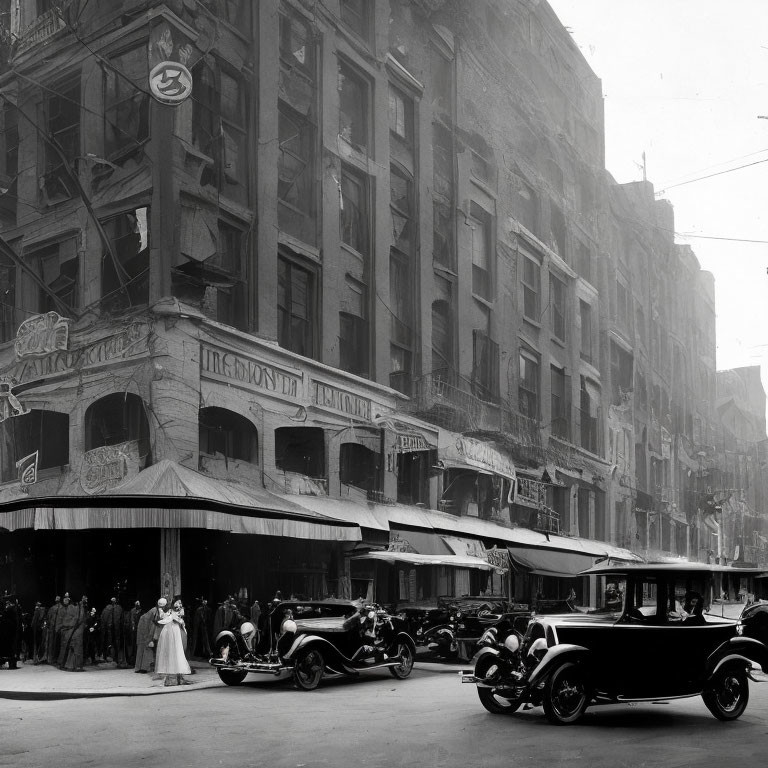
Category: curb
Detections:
[{"x1": 0, "y1": 677, "x2": 223, "y2": 701}]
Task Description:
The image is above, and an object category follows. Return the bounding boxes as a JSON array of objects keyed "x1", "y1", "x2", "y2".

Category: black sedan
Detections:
[
  {"x1": 210, "y1": 599, "x2": 416, "y2": 691},
  {"x1": 462, "y1": 562, "x2": 768, "y2": 724}
]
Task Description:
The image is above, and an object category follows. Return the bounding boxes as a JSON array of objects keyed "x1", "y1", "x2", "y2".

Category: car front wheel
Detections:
[
  {"x1": 703, "y1": 667, "x2": 749, "y2": 721},
  {"x1": 293, "y1": 648, "x2": 324, "y2": 691},
  {"x1": 543, "y1": 661, "x2": 589, "y2": 725},
  {"x1": 475, "y1": 654, "x2": 522, "y2": 715},
  {"x1": 217, "y1": 668, "x2": 247, "y2": 686},
  {"x1": 389, "y1": 642, "x2": 415, "y2": 679}
]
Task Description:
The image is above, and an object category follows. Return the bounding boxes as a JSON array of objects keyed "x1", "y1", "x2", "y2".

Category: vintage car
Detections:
[
  {"x1": 211, "y1": 599, "x2": 416, "y2": 691},
  {"x1": 461, "y1": 562, "x2": 768, "y2": 724}
]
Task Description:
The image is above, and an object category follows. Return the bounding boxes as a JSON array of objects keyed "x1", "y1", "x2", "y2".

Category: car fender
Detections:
[
  {"x1": 423, "y1": 624, "x2": 455, "y2": 642},
  {"x1": 281, "y1": 634, "x2": 347, "y2": 667},
  {"x1": 392, "y1": 631, "x2": 416, "y2": 656},
  {"x1": 706, "y1": 636, "x2": 768, "y2": 677},
  {"x1": 212, "y1": 629, "x2": 241, "y2": 661},
  {"x1": 469, "y1": 645, "x2": 502, "y2": 667},
  {"x1": 526, "y1": 644, "x2": 591, "y2": 688}
]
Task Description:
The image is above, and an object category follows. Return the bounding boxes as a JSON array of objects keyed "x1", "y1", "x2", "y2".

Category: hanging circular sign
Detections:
[{"x1": 149, "y1": 61, "x2": 193, "y2": 105}]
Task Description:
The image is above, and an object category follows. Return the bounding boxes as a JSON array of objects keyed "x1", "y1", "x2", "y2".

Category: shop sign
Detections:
[
  {"x1": 0, "y1": 376, "x2": 29, "y2": 422},
  {"x1": 10, "y1": 322, "x2": 150, "y2": 383},
  {"x1": 312, "y1": 380, "x2": 371, "y2": 421},
  {"x1": 149, "y1": 61, "x2": 193, "y2": 104},
  {"x1": 81, "y1": 440, "x2": 141, "y2": 495},
  {"x1": 16, "y1": 451, "x2": 38, "y2": 489},
  {"x1": 486, "y1": 545, "x2": 509, "y2": 570},
  {"x1": 201, "y1": 345, "x2": 301, "y2": 399},
  {"x1": 388, "y1": 532, "x2": 416, "y2": 553},
  {"x1": 445, "y1": 437, "x2": 516, "y2": 481},
  {"x1": 396, "y1": 433, "x2": 431, "y2": 452},
  {"x1": 15, "y1": 312, "x2": 71, "y2": 359}
]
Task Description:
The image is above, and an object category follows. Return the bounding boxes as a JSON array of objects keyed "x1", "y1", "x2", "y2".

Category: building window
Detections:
[
  {"x1": 390, "y1": 165, "x2": 413, "y2": 255},
  {"x1": 577, "y1": 488, "x2": 590, "y2": 538},
  {"x1": 580, "y1": 300, "x2": 592, "y2": 364},
  {"x1": 0, "y1": 410, "x2": 69, "y2": 482},
  {"x1": 198, "y1": 0, "x2": 251, "y2": 28},
  {"x1": 338, "y1": 61, "x2": 369, "y2": 154},
  {"x1": 521, "y1": 255, "x2": 540, "y2": 321},
  {"x1": 192, "y1": 60, "x2": 248, "y2": 205},
  {"x1": 432, "y1": 299, "x2": 453, "y2": 374},
  {"x1": 580, "y1": 376, "x2": 600, "y2": 454},
  {"x1": 610, "y1": 342, "x2": 634, "y2": 406},
  {"x1": 278, "y1": 254, "x2": 315, "y2": 358},
  {"x1": 340, "y1": 443, "x2": 378, "y2": 492},
  {"x1": 550, "y1": 273, "x2": 566, "y2": 342},
  {"x1": 519, "y1": 350, "x2": 539, "y2": 419},
  {"x1": 275, "y1": 426, "x2": 325, "y2": 478},
  {"x1": 278, "y1": 104, "x2": 316, "y2": 244},
  {"x1": 41, "y1": 73, "x2": 80, "y2": 204},
  {"x1": 339, "y1": 311, "x2": 369, "y2": 378},
  {"x1": 551, "y1": 366, "x2": 570, "y2": 440},
  {"x1": 30, "y1": 237, "x2": 79, "y2": 314},
  {"x1": 104, "y1": 47, "x2": 149, "y2": 158},
  {"x1": 0, "y1": 255, "x2": 14, "y2": 343},
  {"x1": 577, "y1": 242, "x2": 591, "y2": 283},
  {"x1": 550, "y1": 201, "x2": 567, "y2": 259},
  {"x1": 472, "y1": 330, "x2": 499, "y2": 401},
  {"x1": 390, "y1": 251, "x2": 413, "y2": 395},
  {"x1": 616, "y1": 279, "x2": 631, "y2": 333},
  {"x1": 199, "y1": 407, "x2": 258, "y2": 465},
  {"x1": 0, "y1": 102, "x2": 18, "y2": 224},
  {"x1": 470, "y1": 203, "x2": 493, "y2": 301},
  {"x1": 340, "y1": 0, "x2": 372, "y2": 45},
  {"x1": 340, "y1": 166, "x2": 369, "y2": 255},
  {"x1": 433, "y1": 199, "x2": 454, "y2": 270},
  {"x1": 100, "y1": 208, "x2": 149, "y2": 312},
  {"x1": 389, "y1": 85, "x2": 413, "y2": 144},
  {"x1": 430, "y1": 45, "x2": 454, "y2": 116},
  {"x1": 279, "y1": 7, "x2": 315, "y2": 78},
  {"x1": 85, "y1": 393, "x2": 150, "y2": 462}
]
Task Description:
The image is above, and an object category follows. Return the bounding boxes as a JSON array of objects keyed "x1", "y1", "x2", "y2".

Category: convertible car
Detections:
[
  {"x1": 210, "y1": 599, "x2": 416, "y2": 691},
  {"x1": 462, "y1": 562, "x2": 768, "y2": 724}
]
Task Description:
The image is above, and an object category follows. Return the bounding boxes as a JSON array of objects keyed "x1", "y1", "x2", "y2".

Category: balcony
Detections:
[
  {"x1": 407, "y1": 370, "x2": 486, "y2": 432},
  {"x1": 500, "y1": 407, "x2": 543, "y2": 464},
  {"x1": 516, "y1": 476, "x2": 547, "y2": 509},
  {"x1": 16, "y1": 7, "x2": 68, "y2": 56}
]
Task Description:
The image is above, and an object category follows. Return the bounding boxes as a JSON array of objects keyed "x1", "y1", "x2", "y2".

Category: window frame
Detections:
[
  {"x1": 340, "y1": 164, "x2": 370, "y2": 256},
  {"x1": 521, "y1": 254, "x2": 541, "y2": 322},
  {"x1": 277, "y1": 250, "x2": 317, "y2": 359},
  {"x1": 550, "y1": 272, "x2": 567, "y2": 343},
  {"x1": 103, "y1": 45, "x2": 149, "y2": 159},
  {"x1": 337, "y1": 59, "x2": 371, "y2": 155},
  {"x1": 519, "y1": 349, "x2": 540, "y2": 420}
]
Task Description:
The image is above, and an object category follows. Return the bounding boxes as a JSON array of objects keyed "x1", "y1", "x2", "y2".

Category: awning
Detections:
[
  {"x1": 392, "y1": 529, "x2": 452, "y2": 555},
  {"x1": 442, "y1": 535, "x2": 487, "y2": 559},
  {"x1": 507, "y1": 547, "x2": 597, "y2": 578},
  {"x1": 350, "y1": 551, "x2": 496, "y2": 571},
  {"x1": 374, "y1": 417, "x2": 436, "y2": 452},
  {"x1": 336, "y1": 425, "x2": 381, "y2": 452},
  {"x1": 438, "y1": 436, "x2": 516, "y2": 481}
]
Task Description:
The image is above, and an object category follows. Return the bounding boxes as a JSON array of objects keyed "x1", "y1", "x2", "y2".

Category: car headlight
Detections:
[
  {"x1": 281, "y1": 619, "x2": 297, "y2": 634},
  {"x1": 456, "y1": 611, "x2": 462, "y2": 619},
  {"x1": 504, "y1": 634, "x2": 520, "y2": 653},
  {"x1": 737, "y1": 621, "x2": 744, "y2": 635}
]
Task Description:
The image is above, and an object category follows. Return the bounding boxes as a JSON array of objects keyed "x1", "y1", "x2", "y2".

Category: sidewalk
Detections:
[{"x1": 0, "y1": 658, "x2": 223, "y2": 700}]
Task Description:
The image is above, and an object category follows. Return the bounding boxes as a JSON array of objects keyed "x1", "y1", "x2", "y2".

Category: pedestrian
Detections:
[
  {"x1": 250, "y1": 598, "x2": 262, "y2": 632},
  {"x1": 212, "y1": 596, "x2": 235, "y2": 638},
  {"x1": 56, "y1": 593, "x2": 78, "y2": 668},
  {"x1": 134, "y1": 598, "x2": 165, "y2": 674},
  {"x1": 125, "y1": 600, "x2": 141, "y2": 667},
  {"x1": 44, "y1": 595, "x2": 62, "y2": 665},
  {"x1": 85, "y1": 607, "x2": 100, "y2": 665},
  {"x1": 0, "y1": 593, "x2": 19, "y2": 670},
  {"x1": 191, "y1": 598, "x2": 212, "y2": 658},
  {"x1": 100, "y1": 597, "x2": 124, "y2": 664},
  {"x1": 60, "y1": 596, "x2": 88, "y2": 672},
  {"x1": 155, "y1": 598, "x2": 192, "y2": 686},
  {"x1": 30, "y1": 601, "x2": 46, "y2": 664}
]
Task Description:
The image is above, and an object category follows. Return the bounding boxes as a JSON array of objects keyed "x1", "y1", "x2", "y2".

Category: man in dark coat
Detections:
[
  {"x1": 123, "y1": 600, "x2": 142, "y2": 667},
  {"x1": 212, "y1": 597, "x2": 235, "y2": 639},
  {"x1": 30, "y1": 601, "x2": 46, "y2": 664},
  {"x1": 44, "y1": 595, "x2": 62, "y2": 665},
  {"x1": 0, "y1": 593, "x2": 19, "y2": 669},
  {"x1": 134, "y1": 598, "x2": 165, "y2": 673},
  {"x1": 100, "y1": 597, "x2": 124, "y2": 664},
  {"x1": 60, "y1": 596, "x2": 88, "y2": 672},
  {"x1": 84, "y1": 607, "x2": 100, "y2": 665},
  {"x1": 56, "y1": 594, "x2": 78, "y2": 668},
  {"x1": 191, "y1": 598, "x2": 212, "y2": 658}
]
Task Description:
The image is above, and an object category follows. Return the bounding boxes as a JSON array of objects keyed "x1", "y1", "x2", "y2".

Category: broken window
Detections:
[
  {"x1": 0, "y1": 409, "x2": 69, "y2": 483},
  {"x1": 0, "y1": 102, "x2": 18, "y2": 224},
  {"x1": 104, "y1": 46, "x2": 149, "y2": 158},
  {"x1": 339, "y1": 311, "x2": 369, "y2": 378},
  {"x1": 278, "y1": 253, "x2": 315, "y2": 358},
  {"x1": 338, "y1": 61, "x2": 369, "y2": 153},
  {"x1": 389, "y1": 85, "x2": 413, "y2": 144},
  {"x1": 279, "y1": 7, "x2": 314, "y2": 78},
  {"x1": 278, "y1": 104, "x2": 316, "y2": 244},
  {"x1": 550, "y1": 273, "x2": 566, "y2": 342},
  {"x1": 516, "y1": 179, "x2": 538, "y2": 236},
  {"x1": 610, "y1": 341, "x2": 633, "y2": 405},
  {"x1": 199, "y1": 407, "x2": 258, "y2": 465},
  {"x1": 0, "y1": 254, "x2": 14, "y2": 343},
  {"x1": 30, "y1": 237, "x2": 79, "y2": 314},
  {"x1": 550, "y1": 201, "x2": 567, "y2": 259},
  {"x1": 470, "y1": 203, "x2": 493, "y2": 300},
  {"x1": 521, "y1": 255, "x2": 540, "y2": 321},
  {"x1": 430, "y1": 45, "x2": 454, "y2": 117},
  {"x1": 275, "y1": 426, "x2": 325, "y2": 478},
  {"x1": 340, "y1": 166, "x2": 369, "y2": 255},
  {"x1": 431, "y1": 298, "x2": 453, "y2": 374},
  {"x1": 100, "y1": 208, "x2": 149, "y2": 312},
  {"x1": 42, "y1": 73, "x2": 80, "y2": 205},
  {"x1": 340, "y1": 443, "x2": 378, "y2": 492},
  {"x1": 340, "y1": 0, "x2": 372, "y2": 45},
  {"x1": 192, "y1": 60, "x2": 248, "y2": 205},
  {"x1": 85, "y1": 393, "x2": 151, "y2": 463},
  {"x1": 472, "y1": 329, "x2": 499, "y2": 401},
  {"x1": 519, "y1": 350, "x2": 539, "y2": 419}
]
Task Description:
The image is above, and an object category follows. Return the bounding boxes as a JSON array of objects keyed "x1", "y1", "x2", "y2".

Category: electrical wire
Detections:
[{"x1": 655, "y1": 156, "x2": 768, "y2": 195}]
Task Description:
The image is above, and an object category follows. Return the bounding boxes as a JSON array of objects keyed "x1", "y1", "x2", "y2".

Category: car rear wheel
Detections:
[
  {"x1": 475, "y1": 654, "x2": 522, "y2": 715},
  {"x1": 293, "y1": 648, "x2": 324, "y2": 691},
  {"x1": 543, "y1": 661, "x2": 588, "y2": 725},
  {"x1": 389, "y1": 642, "x2": 415, "y2": 679},
  {"x1": 703, "y1": 667, "x2": 749, "y2": 721},
  {"x1": 217, "y1": 668, "x2": 247, "y2": 686}
]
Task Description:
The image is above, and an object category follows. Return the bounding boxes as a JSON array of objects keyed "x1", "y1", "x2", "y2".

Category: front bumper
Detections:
[{"x1": 209, "y1": 657, "x2": 289, "y2": 676}]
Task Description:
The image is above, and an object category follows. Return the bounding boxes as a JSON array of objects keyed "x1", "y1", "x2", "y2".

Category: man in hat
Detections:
[
  {"x1": 0, "y1": 592, "x2": 19, "y2": 669},
  {"x1": 43, "y1": 595, "x2": 62, "y2": 664},
  {"x1": 100, "y1": 597, "x2": 124, "y2": 664},
  {"x1": 191, "y1": 598, "x2": 212, "y2": 658},
  {"x1": 123, "y1": 600, "x2": 142, "y2": 667},
  {"x1": 134, "y1": 597, "x2": 166, "y2": 673},
  {"x1": 30, "y1": 601, "x2": 46, "y2": 664},
  {"x1": 56, "y1": 593, "x2": 78, "y2": 668}
]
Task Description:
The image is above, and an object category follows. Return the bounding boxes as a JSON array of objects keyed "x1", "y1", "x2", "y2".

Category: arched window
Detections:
[
  {"x1": 199, "y1": 407, "x2": 258, "y2": 464},
  {"x1": 275, "y1": 427, "x2": 324, "y2": 478},
  {"x1": 85, "y1": 393, "x2": 150, "y2": 462},
  {"x1": 0, "y1": 409, "x2": 69, "y2": 482},
  {"x1": 340, "y1": 442, "x2": 377, "y2": 492}
]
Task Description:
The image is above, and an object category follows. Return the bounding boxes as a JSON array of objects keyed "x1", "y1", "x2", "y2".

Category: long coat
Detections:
[{"x1": 133, "y1": 607, "x2": 162, "y2": 672}]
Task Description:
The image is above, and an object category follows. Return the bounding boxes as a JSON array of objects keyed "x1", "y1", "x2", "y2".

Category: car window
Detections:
[{"x1": 599, "y1": 579, "x2": 626, "y2": 614}]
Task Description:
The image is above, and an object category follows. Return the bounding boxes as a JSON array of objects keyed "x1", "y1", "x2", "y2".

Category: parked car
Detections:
[
  {"x1": 461, "y1": 562, "x2": 768, "y2": 724},
  {"x1": 211, "y1": 599, "x2": 416, "y2": 691}
]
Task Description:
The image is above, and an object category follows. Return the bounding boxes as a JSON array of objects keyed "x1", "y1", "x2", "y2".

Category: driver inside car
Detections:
[{"x1": 344, "y1": 601, "x2": 381, "y2": 659}]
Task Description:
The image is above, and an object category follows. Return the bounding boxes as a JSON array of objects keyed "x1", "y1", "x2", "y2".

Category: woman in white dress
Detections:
[{"x1": 155, "y1": 599, "x2": 192, "y2": 686}]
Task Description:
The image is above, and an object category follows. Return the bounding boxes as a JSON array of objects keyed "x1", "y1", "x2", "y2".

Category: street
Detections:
[{"x1": 2, "y1": 662, "x2": 768, "y2": 768}]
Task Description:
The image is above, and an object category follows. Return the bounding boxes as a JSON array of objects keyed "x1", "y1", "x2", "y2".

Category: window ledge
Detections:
[
  {"x1": 551, "y1": 334, "x2": 566, "y2": 349},
  {"x1": 472, "y1": 292, "x2": 494, "y2": 308},
  {"x1": 523, "y1": 315, "x2": 542, "y2": 330}
]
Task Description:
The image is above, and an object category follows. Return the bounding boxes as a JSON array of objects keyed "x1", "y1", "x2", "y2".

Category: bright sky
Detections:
[{"x1": 548, "y1": 0, "x2": 768, "y2": 389}]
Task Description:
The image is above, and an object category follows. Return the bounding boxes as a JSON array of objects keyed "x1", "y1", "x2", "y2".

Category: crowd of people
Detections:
[{"x1": 0, "y1": 591, "x2": 271, "y2": 681}]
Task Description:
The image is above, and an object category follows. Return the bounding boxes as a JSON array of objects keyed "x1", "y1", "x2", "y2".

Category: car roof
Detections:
[{"x1": 581, "y1": 560, "x2": 768, "y2": 576}]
